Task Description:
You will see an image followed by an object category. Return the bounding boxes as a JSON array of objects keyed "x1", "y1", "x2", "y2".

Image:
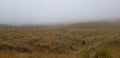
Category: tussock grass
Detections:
[
  {"x1": 94, "y1": 46, "x2": 112, "y2": 58},
  {"x1": 0, "y1": 28, "x2": 120, "y2": 58}
]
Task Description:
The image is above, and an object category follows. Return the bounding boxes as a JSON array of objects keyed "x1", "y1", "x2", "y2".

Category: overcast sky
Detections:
[{"x1": 0, "y1": 0, "x2": 120, "y2": 25}]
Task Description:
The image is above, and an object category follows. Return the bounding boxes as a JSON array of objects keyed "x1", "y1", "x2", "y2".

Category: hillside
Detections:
[
  {"x1": 0, "y1": 24, "x2": 13, "y2": 28},
  {"x1": 1, "y1": 19, "x2": 120, "y2": 29},
  {"x1": 50, "y1": 19, "x2": 120, "y2": 31},
  {"x1": 0, "y1": 20, "x2": 120, "y2": 58}
]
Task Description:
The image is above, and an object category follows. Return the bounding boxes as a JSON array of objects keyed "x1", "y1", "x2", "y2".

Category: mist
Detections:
[{"x1": 0, "y1": 0, "x2": 120, "y2": 25}]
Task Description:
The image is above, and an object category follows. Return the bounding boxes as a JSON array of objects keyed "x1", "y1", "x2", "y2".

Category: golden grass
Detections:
[{"x1": 0, "y1": 28, "x2": 120, "y2": 58}]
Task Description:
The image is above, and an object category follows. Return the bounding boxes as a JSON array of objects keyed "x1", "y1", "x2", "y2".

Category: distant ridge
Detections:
[
  {"x1": 0, "y1": 24, "x2": 13, "y2": 28},
  {"x1": 0, "y1": 19, "x2": 120, "y2": 29},
  {"x1": 53, "y1": 19, "x2": 120, "y2": 30}
]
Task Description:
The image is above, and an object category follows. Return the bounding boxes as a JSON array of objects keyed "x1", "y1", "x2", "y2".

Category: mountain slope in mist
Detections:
[
  {"x1": 55, "y1": 19, "x2": 120, "y2": 29},
  {"x1": 0, "y1": 19, "x2": 120, "y2": 58},
  {"x1": 0, "y1": 24, "x2": 13, "y2": 28},
  {"x1": 0, "y1": 19, "x2": 120, "y2": 29}
]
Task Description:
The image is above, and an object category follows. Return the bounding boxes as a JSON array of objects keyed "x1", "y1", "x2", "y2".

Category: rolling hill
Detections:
[{"x1": 0, "y1": 19, "x2": 120, "y2": 58}]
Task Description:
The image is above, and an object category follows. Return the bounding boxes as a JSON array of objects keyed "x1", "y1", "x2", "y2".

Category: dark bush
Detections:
[
  {"x1": 81, "y1": 40, "x2": 86, "y2": 45},
  {"x1": 0, "y1": 44, "x2": 14, "y2": 50}
]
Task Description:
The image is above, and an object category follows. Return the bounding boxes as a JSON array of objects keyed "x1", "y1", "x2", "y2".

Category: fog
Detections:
[{"x1": 0, "y1": 0, "x2": 120, "y2": 25}]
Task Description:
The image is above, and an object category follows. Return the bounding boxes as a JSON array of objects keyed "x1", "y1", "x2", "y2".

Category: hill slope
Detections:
[
  {"x1": 53, "y1": 19, "x2": 120, "y2": 30},
  {"x1": 0, "y1": 24, "x2": 13, "y2": 28},
  {"x1": 0, "y1": 19, "x2": 120, "y2": 58}
]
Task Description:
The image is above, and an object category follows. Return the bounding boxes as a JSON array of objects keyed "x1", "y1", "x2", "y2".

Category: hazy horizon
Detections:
[{"x1": 0, "y1": 0, "x2": 120, "y2": 25}]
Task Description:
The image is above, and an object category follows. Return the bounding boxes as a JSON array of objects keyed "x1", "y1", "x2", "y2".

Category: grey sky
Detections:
[{"x1": 0, "y1": 0, "x2": 120, "y2": 25}]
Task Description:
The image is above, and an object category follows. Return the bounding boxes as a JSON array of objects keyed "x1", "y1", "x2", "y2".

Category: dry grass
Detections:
[{"x1": 0, "y1": 28, "x2": 120, "y2": 58}]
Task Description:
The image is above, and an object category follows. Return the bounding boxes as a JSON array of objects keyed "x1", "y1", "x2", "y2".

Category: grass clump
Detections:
[
  {"x1": 94, "y1": 46, "x2": 112, "y2": 58},
  {"x1": 77, "y1": 49, "x2": 90, "y2": 58}
]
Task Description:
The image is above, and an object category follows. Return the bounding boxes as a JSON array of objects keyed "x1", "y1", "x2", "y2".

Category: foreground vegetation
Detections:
[{"x1": 0, "y1": 27, "x2": 120, "y2": 58}]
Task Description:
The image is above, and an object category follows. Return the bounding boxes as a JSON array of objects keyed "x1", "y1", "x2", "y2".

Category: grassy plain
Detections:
[{"x1": 0, "y1": 26, "x2": 120, "y2": 58}]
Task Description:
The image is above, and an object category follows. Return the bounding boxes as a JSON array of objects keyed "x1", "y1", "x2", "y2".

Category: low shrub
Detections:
[
  {"x1": 0, "y1": 44, "x2": 14, "y2": 50},
  {"x1": 0, "y1": 44, "x2": 32, "y2": 53}
]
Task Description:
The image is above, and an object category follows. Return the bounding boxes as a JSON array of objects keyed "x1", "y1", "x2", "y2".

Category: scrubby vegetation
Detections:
[{"x1": 0, "y1": 23, "x2": 120, "y2": 58}]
